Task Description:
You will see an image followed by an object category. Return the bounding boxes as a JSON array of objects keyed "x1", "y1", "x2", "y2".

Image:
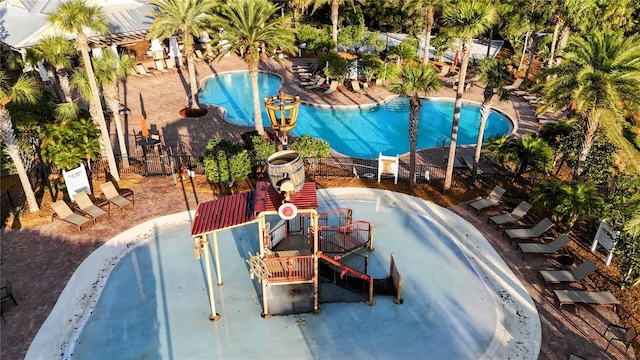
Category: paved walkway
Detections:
[{"x1": 0, "y1": 55, "x2": 635, "y2": 359}]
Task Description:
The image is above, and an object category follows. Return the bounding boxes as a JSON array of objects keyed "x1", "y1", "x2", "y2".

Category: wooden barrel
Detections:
[{"x1": 266, "y1": 150, "x2": 305, "y2": 194}]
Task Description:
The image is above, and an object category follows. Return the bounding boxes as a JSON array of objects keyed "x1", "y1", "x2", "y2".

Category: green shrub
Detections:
[
  {"x1": 359, "y1": 54, "x2": 385, "y2": 82},
  {"x1": 290, "y1": 135, "x2": 330, "y2": 160},
  {"x1": 203, "y1": 138, "x2": 251, "y2": 185},
  {"x1": 318, "y1": 52, "x2": 351, "y2": 82},
  {"x1": 244, "y1": 135, "x2": 276, "y2": 161}
]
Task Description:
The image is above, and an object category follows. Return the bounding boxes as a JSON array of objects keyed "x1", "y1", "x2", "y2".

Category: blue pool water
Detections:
[{"x1": 198, "y1": 72, "x2": 513, "y2": 159}]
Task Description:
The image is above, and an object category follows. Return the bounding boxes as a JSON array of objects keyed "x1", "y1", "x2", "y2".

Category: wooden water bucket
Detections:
[{"x1": 266, "y1": 150, "x2": 305, "y2": 194}]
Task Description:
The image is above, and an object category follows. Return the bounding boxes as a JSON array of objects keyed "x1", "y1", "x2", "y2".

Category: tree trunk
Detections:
[
  {"x1": 105, "y1": 95, "x2": 130, "y2": 168},
  {"x1": 548, "y1": 20, "x2": 561, "y2": 66},
  {"x1": 0, "y1": 108, "x2": 39, "y2": 212},
  {"x1": 474, "y1": 95, "x2": 494, "y2": 174},
  {"x1": 58, "y1": 71, "x2": 73, "y2": 103},
  {"x1": 186, "y1": 54, "x2": 200, "y2": 110},
  {"x1": 524, "y1": 34, "x2": 539, "y2": 81},
  {"x1": 249, "y1": 63, "x2": 265, "y2": 135},
  {"x1": 408, "y1": 96, "x2": 421, "y2": 190},
  {"x1": 444, "y1": 39, "x2": 472, "y2": 192},
  {"x1": 557, "y1": 26, "x2": 570, "y2": 58},
  {"x1": 575, "y1": 112, "x2": 600, "y2": 177},
  {"x1": 518, "y1": 31, "x2": 531, "y2": 71},
  {"x1": 80, "y1": 40, "x2": 120, "y2": 182},
  {"x1": 331, "y1": 0, "x2": 339, "y2": 49},
  {"x1": 423, "y1": 8, "x2": 435, "y2": 64},
  {"x1": 485, "y1": 28, "x2": 493, "y2": 59}
]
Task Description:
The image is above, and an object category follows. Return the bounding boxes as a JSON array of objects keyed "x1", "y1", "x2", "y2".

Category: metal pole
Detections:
[
  {"x1": 201, "y1": 235, "x2": 220, "y2": 321},
  {"x1": 169, "y1": 147, "x2": 177, "y2": 185},
  {"x1": 213, "y1": 232, "x2": 223, "y2": 285}
]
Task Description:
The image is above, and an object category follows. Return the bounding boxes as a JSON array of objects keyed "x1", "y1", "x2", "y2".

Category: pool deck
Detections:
[{"x1": 0, "y1": 54, "x2": 635, "y2": 360}]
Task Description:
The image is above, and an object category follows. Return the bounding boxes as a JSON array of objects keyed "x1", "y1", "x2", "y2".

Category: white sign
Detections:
[{"x1": 62, "y1": 164, "x2": 91, "y2": 202}]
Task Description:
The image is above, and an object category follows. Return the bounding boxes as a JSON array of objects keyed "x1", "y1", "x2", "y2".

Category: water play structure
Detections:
[{"x1": 190, "y1": 150, "x2": 402, "y2": 319}]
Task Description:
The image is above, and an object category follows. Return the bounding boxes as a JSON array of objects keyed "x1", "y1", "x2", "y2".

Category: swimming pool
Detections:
[
  {"x1": 27, "y1": 189, "x2": 541, "y2": 359},
  {"x1": 198, "y1": 72, "x2": 513, "y2": 159}
]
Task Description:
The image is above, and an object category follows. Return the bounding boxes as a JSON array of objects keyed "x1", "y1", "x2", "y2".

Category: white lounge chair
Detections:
[
  {"x1": 51, "y1": 200, "x2": 93, "y2": 232},
  {"x1": 488, "y1": 201, "x2": 533, "y2": 230},
  {"x1": 539, "y1": 260, "x2": 597, "y2": 285},
  {"x1": 503, "y1": 78, "x2": 524, "y2": 91},
  {"x1": 518, "y1": 234, "x2": 572, "y2": 259},
  {"x1": 324, "y1": 80, "x2": 339, "y2": 95},
  {"x1": 504, "y1": 217, "x2": 555, "y2": 244},
  {"x1": 438, "y1": 64, "x2": 451, "y2": 76},
  {"x1": 467, "y1": 185, "x2": 506, "y2": 215},
  {"x1": 305, "y1": 77, "x2": 326, "y2": 90},
  {"x1": 154, "y1": 59, "x2": 171, "y2": 74},
  {"x1": 299, "y1": 75, "x2": 322, "y2": 87},
  {"x1": 351, "y1": 80, "x2": 367, "y2": 95},
  {"x1": 74, "y1": 190, "x2": 108, "y2": 221},
  {"x1": 136, "y1": 64, "x2": 154, "y2": 77}
]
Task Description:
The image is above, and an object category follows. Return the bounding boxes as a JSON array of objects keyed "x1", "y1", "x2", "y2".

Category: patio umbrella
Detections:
[{"x1": 140, "y1": 114, "x2": 150, "y2": 138}]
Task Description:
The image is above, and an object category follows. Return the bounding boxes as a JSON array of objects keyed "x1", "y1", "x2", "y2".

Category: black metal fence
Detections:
[{"x1": 1, "y1": 147, "x2": 542, "y2": 227}]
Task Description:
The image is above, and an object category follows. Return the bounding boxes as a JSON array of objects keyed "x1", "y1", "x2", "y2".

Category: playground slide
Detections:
[{"x1": 317, "y1": 252, "x2": 396, "y2": 298}]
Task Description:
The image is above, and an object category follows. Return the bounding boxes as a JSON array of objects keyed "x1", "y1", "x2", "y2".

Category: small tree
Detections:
[
  {"x1": 319, "y1": 52, "x2": 351, "y2": 83},
  {"x1": 203, "y1": 138, "x2": 252, "y2": 186},
  {"x1": 290, "y1": 135, "x2": 330, "y2": 167},
  {"x1": 531, "y1": 179, "x2": 605, "y2": 228},
  {"x1": 359, "y1": 54, "x2": 385, "y2": 82}
]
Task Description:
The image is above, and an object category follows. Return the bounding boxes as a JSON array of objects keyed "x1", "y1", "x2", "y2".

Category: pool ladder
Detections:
[{"x1": 436, "y1": 136, "x2": 451, "y2": 150}]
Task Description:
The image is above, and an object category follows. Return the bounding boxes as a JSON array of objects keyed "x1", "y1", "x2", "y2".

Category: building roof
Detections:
[
  {"x1": 0, "y1": 0, "x2": 155, "y2": 49},
  {"x1": 190, "y1": 181, "x2": 318, "y2": 237}
]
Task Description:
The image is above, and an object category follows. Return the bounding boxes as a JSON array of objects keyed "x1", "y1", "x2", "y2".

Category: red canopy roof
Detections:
[{"x1": 190, "y1": 181, "x2": 318, "y2": 237}]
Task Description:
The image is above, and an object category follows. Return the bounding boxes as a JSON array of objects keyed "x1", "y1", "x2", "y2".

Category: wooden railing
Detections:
[{"x1": 263, "y1": 255, "x2": 314, "y2": 283}]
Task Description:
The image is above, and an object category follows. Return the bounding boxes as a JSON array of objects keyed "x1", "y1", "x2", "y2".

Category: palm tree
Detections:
[
  {"x1": 540, "y1": 31, "x2": 640, "y2": 177},
  {"x1": 211, "y1": 0, "x2": 297, "y2": 136},
  {"x1": 311, "y1": 0, "x2": 361, "y2": 49},
  {"x1": 32, "y1": 35, "x2": 77, "y2": 103},
  {"x1": 471, "y1": 58, "x2": 510, "y2": 173},
  {"x1": 48, "y1": 0, "x2": 120, "y2": 181},
  {"x1": 387, "y1": 41, "x2": 417, "y2": 66},
  {"x1": 402, "y1": 0, "x2": 446, "y2": 64},
  {"x1": 147, "y1": 0, "x2": 217, "y2": 112},
  {"x1": 0, "y1": 72, "x2": 40, "y2": 212},
  {"x1": 389, "y1": 64, "x2": 441, "y2": 190},
  {"x1": 441, "y1": 0, "x2": 497, "y2": 192},
  {"x1": 91, "y1": 50, "x2": 136, "y2": 168},
  {"x1": 546, "y1": 0, "x2": 594, "y2": 66}
]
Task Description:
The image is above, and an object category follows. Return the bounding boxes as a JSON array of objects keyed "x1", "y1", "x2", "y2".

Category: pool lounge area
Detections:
[{"x1": 27, "y1": 189, "x2": 540, "y2": 359}]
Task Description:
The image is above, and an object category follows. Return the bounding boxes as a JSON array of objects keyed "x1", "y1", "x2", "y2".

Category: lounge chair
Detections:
[
  {"x1": 603, "y1": 323, "x2": 637, "y2": 357},
  {"x1": 503, "y1": 78, "x2": 524, "y2": 91},
  {"x1": 350, "y1": 80, "x2": 367, "y2": 95},
  {"x1": 539, "y1": 260, "x2": 597, "y2": 285},
  {"x1": 438, "y1": 64, "x2": 451, "y2": 76},
  {"x1": 466, "y1": 185, "x2": 506, "y2": 215},
  {"x1": 51, "y1": 200, "x2": 93, "y2": 231},
  {"x1": 553, "y1": 289, "x2": 618, "y2": 311},
  {"x1": 100, "y1": 182, "x2": 134, "y2": 214},
  {"x1": 488, "y1": 201, "x2": 533, "y2": 230},
  {"x1": 503, "y1": 217, "x2": 555, "y2": 244},
  {"x1": 136, "y1": 64, "x2": 154, "y2": 77},
  {"x1": 299, "y1": 75, "x2": 322, "y2": 87},
  {"x1": 460, "y1": 154, "x2": 483, "y2": 174},
  {"x1": 324, "y1": 80, "x2": 339, "y2": 95},
  {"x1": 194, "y1": 49, "x2": 207, "y2": 62},
  {"x1": 154, "y1": 59, "x2": 172, "y2": 74},
  {"x1": 305, "y1": 77, "x2": 326, "y2": 90},
  {"x1": 74, "y1": 190, "x2": 108, "y2": 221},
  {"x1": 518, "y1": 234, "x2": 572, "y2": 259},
  {"x1": 165, "y1": 57, "x2": 178, "y2": 71}
]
